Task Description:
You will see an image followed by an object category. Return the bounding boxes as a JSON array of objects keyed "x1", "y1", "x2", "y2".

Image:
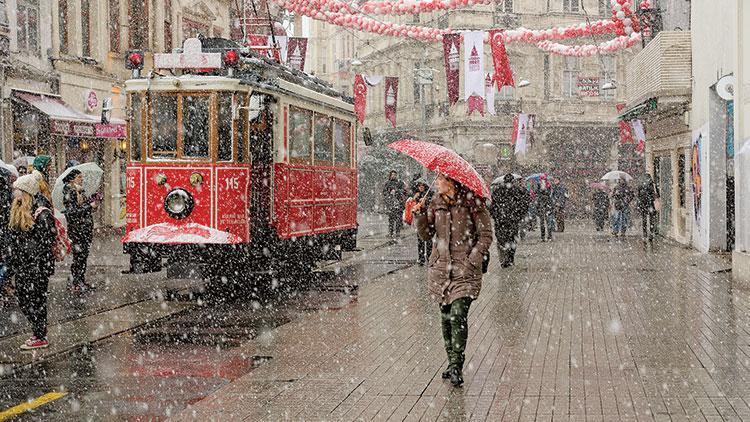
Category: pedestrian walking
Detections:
[
  {"x1": 551, "y1": 177, "x2": 568, "y2": 232},
  {"x1": 8, "y1": 172, "x2": 56, "y2": 350},
  {"x1": 490, "y1": 174, "x2": 529, "y2": 267},
  {"x1": 611, "y1": 179, "x2": 634, "y2": 236},
  {"x1": 382, "y1": 170, "x2": 407, "y2": 238},
  {"x1": 412, "y1": 179, "x2": 434, "y2": 265},
  {"x1": 537, "y1": 177, "x2": 555, "y2": 242},
  {"x1": 63, "y1": 169, "x2": 98, "y2": 292},
  {"x1": 592, "y1": 189, "x2": 609, "y2": 231},
  {"x1": 637, "y1": 174, "x2": 659, "y2": 242},
  {"x1": 413, "y1": 174, "x2": 493, "y2": 387}
]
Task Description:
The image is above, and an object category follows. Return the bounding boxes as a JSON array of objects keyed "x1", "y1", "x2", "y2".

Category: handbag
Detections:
[
  {"x1": 402, "y1": 197, "x2": 415, "y2": 225},
  {"x1": 34, "y1": 207, "x2": 72, "y2": 262}
]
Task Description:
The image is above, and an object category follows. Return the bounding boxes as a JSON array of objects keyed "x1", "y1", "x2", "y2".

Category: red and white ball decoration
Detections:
[{"x1": 272, "y1": 0, "x2": 652, "y2": 56}]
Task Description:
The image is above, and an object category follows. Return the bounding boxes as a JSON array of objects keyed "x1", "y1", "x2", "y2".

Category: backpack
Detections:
[{"x1": 34, "y1": 206, "x2": 72, "y2": 262}]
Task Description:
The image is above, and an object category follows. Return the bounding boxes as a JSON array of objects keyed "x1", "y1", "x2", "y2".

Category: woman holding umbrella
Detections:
[{"x1": 63, "y1": 169, "x2": 98, "y2": 292}]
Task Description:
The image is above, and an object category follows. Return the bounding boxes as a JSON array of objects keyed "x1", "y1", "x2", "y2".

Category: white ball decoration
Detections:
[
  {"x1": 616, "y1": 11, "x2": 625, "y2": 19},
  {"x1": 624, "y1": 26, "x2": 633, "y2": 34}
]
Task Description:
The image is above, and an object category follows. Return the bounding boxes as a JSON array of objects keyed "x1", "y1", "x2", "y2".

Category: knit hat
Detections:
[
  {"x1": 13, "y1": 173, "x2": 41, "y2": 196},
  {"x1": 33, "y1": 155, "x2": 52, "y2": 173}
]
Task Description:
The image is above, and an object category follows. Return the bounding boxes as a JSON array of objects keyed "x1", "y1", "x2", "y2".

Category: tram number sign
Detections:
[
  {"x1": 154, "y1": 38, "x2": 221, "y2": 69},
  {"x1": 225, "y1": 176, "x2": 240, "y2": 190}
]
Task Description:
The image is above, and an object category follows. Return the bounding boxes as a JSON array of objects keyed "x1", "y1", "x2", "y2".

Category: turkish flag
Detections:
[
  {"x1": 442, "y1": 33, "x2": 461, "y2": 105},
  {"x1": 616, "y1": 103, "x2": 634, "y2": 144},
  {"x1": 384, "y1": 77, "x2": 398, "y2": 128},
  {"x1": 354, "y1": 74, "x2": 367, "y2": 124},
  {"x1": 489, "y1": 29, "x2": 515, "y2": 89}
]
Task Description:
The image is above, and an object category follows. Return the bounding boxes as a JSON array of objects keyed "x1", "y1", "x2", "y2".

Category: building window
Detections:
[
  {"x1": 81, "y1": 0, "x2": 91, "y2": 56},
  {"x1": 17, "y1": 0, "x2": 40, "y2": 56},
  {"x1": 183, "y1": 18, "x2": 209, "y2": 40},
  {"x1": 599, "y1": 0, "x2": 610, "y2": 15},
  {"x1": 563, "y1": 0, "x2": 579, "y2": 12},
  {"x1": 164, "y1": 0, "x2": 172, "y2": 51},
  {"x1": 313, "y1": 113, "x2": 333, "y2": 165},
  {"x1": 497, "y1": 0, "x2": 513, "y2": 13},
  {"x1": 600, "y1": 56, "x2": 616, "y2": 100},
  {"x1": 562, "y1": 57, "x2": 580, "y2": 97},
  {"x1": 129, "y1": 0, "x2": 148, "y2": 50},
  {"x1": 498, "y1": 85, "x2": 515, "y2": 100},
  {"x1": 411, "y1": 14, "x2": 420, "y2": 24},
  {"x1": 289, "y1": 106, "x2": 312, "y2": 164},
  {"x1": 678, "y1": 151, "x2": 686, "y2": 207},
  {"x1": 109, "y1": 0, "x2": 120, "y2": 52},
  {"x1": 58, "y1": 0, "x2": 69, "y2": 54}
]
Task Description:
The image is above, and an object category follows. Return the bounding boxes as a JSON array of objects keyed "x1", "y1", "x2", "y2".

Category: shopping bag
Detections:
[{"x1": 403, "y1": 198, "x2": 415, "y2": 225}]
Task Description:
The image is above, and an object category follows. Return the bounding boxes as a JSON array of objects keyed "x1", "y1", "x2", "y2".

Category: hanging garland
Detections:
[{"x1": 273, "y1": 0, "x2": 651, "y2": 55}]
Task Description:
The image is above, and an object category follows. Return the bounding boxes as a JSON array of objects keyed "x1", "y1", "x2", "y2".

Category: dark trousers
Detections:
[
  {"x1": 70, "y1": 240, "x2": 91, "y2": 285},
  {"x1": 539, "y1": 211, "x2": 555, "y2": 240},
  {"x1": 554, "y1": 207, "x2": 565, "y2": 232},
  {"x1": 16, "y1": 270, "x2": 50, "y2": 339},
  {"x1": 495, "y1": 228, "x2": 517, "y2": 266},
  {"x1": 388, "y1": 212, "x2": 402, "y2": 237},
  {"x1": 417, "y1": 238, "x2": 432, "y2": 264},
  {"x1": 641, "y1": 209, "x2": 657, "y2": 240},
  {"x1": 440, "y1": 297, "x2": 472, "y2": 371}
]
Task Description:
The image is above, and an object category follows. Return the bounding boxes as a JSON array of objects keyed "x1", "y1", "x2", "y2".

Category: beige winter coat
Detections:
[{"x1": 415, "y1": 192, "x2": 493, "y2": 305}]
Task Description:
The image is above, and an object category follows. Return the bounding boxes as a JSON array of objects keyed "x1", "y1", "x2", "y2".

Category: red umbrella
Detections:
[{"x1": 388, "y1": 139, "x2": 490, "y2": 199}]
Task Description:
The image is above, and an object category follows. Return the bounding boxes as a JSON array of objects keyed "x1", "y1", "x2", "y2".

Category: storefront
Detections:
[{"x1": 11, "y1": 89, "x2": 126, "y2": 228}]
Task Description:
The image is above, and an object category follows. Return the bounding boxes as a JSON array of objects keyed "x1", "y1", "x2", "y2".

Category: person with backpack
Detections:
[
  {"x1": 637, "y1": 174, "x2": 659, "y2": 242},
  {"x1": 412, "y1": 174, "x2": 493, "y2": 387},
  {"x1": 63, "y1": 169, "x2": 98, "y2": 292},
  {"x1": 8, "y1": 172, "x2": 56, "y2": 350}
]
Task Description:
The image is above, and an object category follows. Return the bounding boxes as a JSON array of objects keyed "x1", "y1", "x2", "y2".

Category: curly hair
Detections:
[{"x1": 9, "y1": 191, "x2": 34, "y2": 232}]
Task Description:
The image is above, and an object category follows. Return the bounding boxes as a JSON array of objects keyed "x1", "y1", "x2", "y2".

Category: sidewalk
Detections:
[{"x1": 177, "y1": 222, "x2": 750, "y2": 421}]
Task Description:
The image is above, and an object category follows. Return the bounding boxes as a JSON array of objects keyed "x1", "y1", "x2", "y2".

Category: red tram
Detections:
[{"x1": 121, "y1": 38, "x2": 358, "y2": 276}]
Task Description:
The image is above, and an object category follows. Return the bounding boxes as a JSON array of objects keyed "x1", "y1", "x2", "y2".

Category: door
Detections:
[{"x1": 658, "y1": 156, "x2": 672, "y2": 234}]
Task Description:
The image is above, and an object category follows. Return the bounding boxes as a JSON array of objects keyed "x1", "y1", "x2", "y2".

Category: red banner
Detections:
[
  {"x1": 287, "y1": 37, "x2": 308, "y2": 71},
  {"x1": 616, "y1": 103, "x2": 634, "y2": 144},
  {"x1": 442, "y1": 33, "x2": 461, "y2": 105},
  {"x1": 384, "y1": 77, "x2": 398, "y2": 128},
  {"x1": 354, "y1": 74, "x2": 367, "y2": 124},
  {"x1": 489, "y1": 29, "x2": 515, "y2": 89}
]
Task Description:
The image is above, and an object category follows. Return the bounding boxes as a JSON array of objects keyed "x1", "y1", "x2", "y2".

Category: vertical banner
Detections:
[
  {"x1": 442, "y1": 33, "x2": 461, "y2": 105},
  {"x1": 485, "y1": 74, "x2": 496, "y2": 116},
  {"x1": 631, "y1": 119, "x2": 646, "y2": 156},
  {"x1": 488, "y1": 29, "x2": 515, "y2": 89},
  {"x1": 513, "y1": 113, "x2": 529, "y2": 155},
  {"x1": 287, "y1": 37, "x2": 308, "y2": 71},
  {"x1": 464, "y1": 31, "x2": 485, "y2": 116},
  {"x1": 616, "y1": 103, "x2": 634, "y2": 144},
  {"x1": 353, "y1": 74, "x2": 367, "y2": 124},
  {"x1": 691, "y1": 128, "x2": 703, "y2": 225},
  {"x1": 384, "y1": 77, "x2": 398, "y2": 128},
  {"x1": 270, "y1": 35, "x2": 289, "y2": 62}
]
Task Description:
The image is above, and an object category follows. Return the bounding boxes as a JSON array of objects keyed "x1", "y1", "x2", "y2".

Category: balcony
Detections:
[{"x1": 625, "y1": 31, "x2": 691, "y2": 109}]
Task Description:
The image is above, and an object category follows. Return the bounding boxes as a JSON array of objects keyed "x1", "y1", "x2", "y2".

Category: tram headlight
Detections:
[{"x1": 164, "y1": 188, "x2": 194, "y2": 219}]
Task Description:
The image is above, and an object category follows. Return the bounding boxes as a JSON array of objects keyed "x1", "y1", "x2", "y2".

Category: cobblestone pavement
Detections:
[{"x1": 176, "y1": 222, "x2": 750, "y2": 421}]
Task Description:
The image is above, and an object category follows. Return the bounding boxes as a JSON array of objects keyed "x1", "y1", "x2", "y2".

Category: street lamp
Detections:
[
  {"x1": 350, "y1": 57, "x2": 363, "y2": 67},
  {"x1": 601, "y1": 79, "x2": 617, "y2": 90}
]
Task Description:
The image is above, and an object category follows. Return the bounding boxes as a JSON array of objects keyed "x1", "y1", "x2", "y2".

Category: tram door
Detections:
[{"x1": 248, "y1": 93, "x2": 275, "y2": 245}]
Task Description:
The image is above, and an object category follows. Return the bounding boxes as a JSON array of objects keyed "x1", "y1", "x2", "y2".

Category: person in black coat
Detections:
[
  {"x1": 592, "y1": 189, "x2": 609, "y2": 231},
  {"x1": 536, "y1": 178, "x2": 555, "y2": 242},
  {"x1": 637, "y1": 174, "x2": 659, "y2": 242},
  {"x1": 412, "y1": 179, "x2": 433, "y2": 265},
  {"x1": 0, "y1": 167, "x2": 13, "y2": 297},
  {"x1": 9, "y1": 173, "x2": 56, "y2": 350},
  {"x1": 63, "y1": 169, "x2": 97, "y2": 292},
  {"x1": 490, "y1": 174, "x2": 530, "y2": 267},
  {"x1": 382, "y1": 170, "x2": 407, "y2": 238}
]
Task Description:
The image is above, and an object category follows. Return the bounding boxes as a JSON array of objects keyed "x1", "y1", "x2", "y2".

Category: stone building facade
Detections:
[
  {"x1": 308, "y1": 0, "x2": 640, "y2": 215},
  {"x1": 0, "y1": 0, "x2": 231, "y2": 228}
]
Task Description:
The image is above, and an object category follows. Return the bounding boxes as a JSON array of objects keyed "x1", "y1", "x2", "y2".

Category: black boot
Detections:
[
  {"x1": 441, "y1": 368, "x2": 451, "y2": 379},
  {"x1": 450, "y1": 367, "x2": 464, "y2": 387}
]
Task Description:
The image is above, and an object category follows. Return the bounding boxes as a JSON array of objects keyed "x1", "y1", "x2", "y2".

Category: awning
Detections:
[
  {"x1": 13, "y1": 90, "x2": 126, "y2": 139},
  {"x1": 617, "y1": 98, "x2": 658, "y2": 121}
]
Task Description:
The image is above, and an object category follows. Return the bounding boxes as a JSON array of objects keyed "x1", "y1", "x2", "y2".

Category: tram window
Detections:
[
  {"x1": 183, "y1": 95, "x2": 210, "y2": 158},
  {"x1": 151, "y1": 95, "x2": 178, "y2": 156},
  {"x1": 289, "y1": 106, "x2": 312, "y2": 163},
  {"x1": 237, "y1": 95, "x2": 247, "y2": 162},
  {"x1": 217, "y1": 94, "x2": 233, "y2": 161},
  {"x1": 313, "y1": 113, "x2": 333, "y2": 165},
  {"x1": 130, "y1": 94, "x2": 142, "y2": 161},
  {"x1": 334, "y1": 119, "x2": 351, "y2": 167}
]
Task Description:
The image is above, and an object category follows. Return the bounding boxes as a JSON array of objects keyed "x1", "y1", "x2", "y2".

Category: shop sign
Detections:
[
  {"x1": 51, "y1": 120, "x2": 95, "y2": 137},
  {"x1": 85, "y1": 90, "x2": 98, "y2": 112},
  {"x1": 95, "y1": 123, "x2": 126, "y2": 138},
  {"x1": 577, "y1": 76, "x2": 600, "y2": 97}
]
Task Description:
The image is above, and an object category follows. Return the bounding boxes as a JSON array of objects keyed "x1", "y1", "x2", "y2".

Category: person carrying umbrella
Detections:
[
  {"x1": 611, "y1": 179, "x2": 634, "y2": 237},
  {"x1": 382, "y1": 170, "x2": 407, "y2": 239},
  {"x1": 63, "y1": 169, "x2": 98, "y2": 292},
  {"x1": 412, "y1": 174, "x2": 492, "y2": 387},
  {"x1": 8, "y1": 172, "x2": 56, "y2": 350},
  {"x1": 490, "y1": 174, "x2": 529, "y2": 267},
  {"x1": 637, "y1": 174, "x2": 659, "y2": 242}
]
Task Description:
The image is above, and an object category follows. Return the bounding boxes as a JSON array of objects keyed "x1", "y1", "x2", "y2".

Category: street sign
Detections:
[
  {"x1": 154, "y1": 38, "x2": 222, "y2": 69},
  {"x1": 577, "y1": 76, "x2": 600, "y2": 97}
]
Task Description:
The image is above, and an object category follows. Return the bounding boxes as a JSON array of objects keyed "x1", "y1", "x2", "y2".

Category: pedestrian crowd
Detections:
[
  {"x1": 381, "y1": 168, "x2": 658, "y2": 389},
  {"x1": 0, "y1": 156, "x2": 100, "y2": 351}
]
